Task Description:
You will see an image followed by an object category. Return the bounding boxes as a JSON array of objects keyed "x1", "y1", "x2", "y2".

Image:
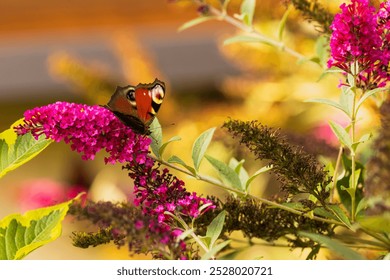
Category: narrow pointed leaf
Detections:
[
  {"x1": 229, "y1": 158, "x2": 249, "y2": 189},
  {"x1": 329, "y1": 121, "x2": 352, "y2": 150},
  {"x1": 205, "y1": 155, "x2": 242, "y2": 190},
  {"x1": 206, "y1": 211, "x2": 226, "y2": 248},
  {"x1": 357, "y1": 214, "x2": 390, "y2": 233},
  {"x1": 299, "y1": 232, "x2": 365, "y2": 260},
  {"x1": 356, "y1": 87, "x2": 386, "y2": 111},
  {"x1": 167, "y1": 155, "x2": 196, "y2": 176},
  {"x1": 277, "y1": 5, "x2": 292, "y2": 40},
  {"x1": 240, "y1": 0, "x2": 256, "y2": 26},
  {"x1": 178, "y1": 16, "x2": 217, "y2": 32},
  {"x1": 245, "y1": 165, "x2": 273, "y2": 190},
  {"x1": 0, "y1": 199, "x2": 74, "y2": 260},
  {"x1": 201, "y1": 240, "x2": 231, "y2": 260},
  {"x1": 158, "y1": 136, "x2": 181, "y2": 159},
  {"x1": 224, "y1": 35, "x2": 273, "y2": 46},
  {"x1": 339, "y1": 86, "x2": 354, "y2": 117},
  {"x1": 328, "y1": 204, "x2": 352, "y2": 228},
  {"x1": 305, "y1": 98, "x2": 348, "y2": 115},
  {"x1": 192, "y1": 127, "x2": 216, "y2": 172},
  {"x1": 149, "y1": 118, "x2": 163, "y2": 158},
  {"x1": 177, "y1": 229, "x2": 194, "y2": 241}
]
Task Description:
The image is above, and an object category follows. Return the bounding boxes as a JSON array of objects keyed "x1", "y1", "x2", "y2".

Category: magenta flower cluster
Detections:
[
  {"x1": 131, "y1": 167, "x2": 215, "y2": 223},
  {"x1": 15, "y1": 102, "x2": 150, "y2": 163},
  {"x1": 16, "y1": 101, "x2": 215, "y2": 258},
  {"x1": 328, "y1": 0, "x2": 390, "y2": 89}
]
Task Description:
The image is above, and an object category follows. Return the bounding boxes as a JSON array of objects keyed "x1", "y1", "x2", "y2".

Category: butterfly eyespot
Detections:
[
  {"x1": 126, "y1": 89, "x2": 136, "y2": 105},
  {"x1": 151, "y1": 84, "x2": 165, "y2": 104}
]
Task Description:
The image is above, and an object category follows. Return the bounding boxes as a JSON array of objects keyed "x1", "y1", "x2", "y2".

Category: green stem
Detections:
[
  {"x1": 193, "y1": 0, "x2": 307, "y2": 61},
  {"x1": 350, "y1": 67, "x2": 358, "y2": 222},
  {"x1": 330, "y1": 146, "x2": 343, "y2": 203},
  {"x1": 149, "y1": 154, "x2": 345, "y2": 227}
]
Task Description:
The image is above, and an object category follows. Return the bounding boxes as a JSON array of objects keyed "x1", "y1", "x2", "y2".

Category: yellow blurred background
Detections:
[{"x1": 0, "y1": 0, "x2": 378, "y2": 259}]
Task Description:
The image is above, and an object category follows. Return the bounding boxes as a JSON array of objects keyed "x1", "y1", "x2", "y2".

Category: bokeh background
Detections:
[{"x1": 0, "y1": 0, "x2": 377, "y2": 259}]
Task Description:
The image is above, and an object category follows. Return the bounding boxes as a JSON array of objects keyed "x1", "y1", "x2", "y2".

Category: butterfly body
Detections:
[{"x1": 105, "y1": 79, "x2": 165, "y2": 135}]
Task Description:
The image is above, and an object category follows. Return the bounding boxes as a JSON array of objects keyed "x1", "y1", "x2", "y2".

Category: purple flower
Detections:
[
  {"x1": 328, "y1": 0, "x2": 390, "y2": 89},
  {"x1": 16, "y1": 101, "x2": 215, "y2": 258},
  {"x1": 15, "y1": 102, "x2": 151, "y2": 163}
]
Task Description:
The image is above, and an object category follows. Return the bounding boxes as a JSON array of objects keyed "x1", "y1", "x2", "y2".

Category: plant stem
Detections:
[
  {"x1": 350, "y1": 67, "x2": 358, "y2": 222},
  {"x1": 149, "y1": 154, "x2": 344, "y2": 227},
  {"x1": 330, "y1": 146, "x2": 343, "y2": 203},
  {"x1": 193, "y1": 0, "x2": 307, "y2": 61}
]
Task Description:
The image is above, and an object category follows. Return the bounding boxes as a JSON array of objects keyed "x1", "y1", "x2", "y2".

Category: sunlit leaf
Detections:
[
  {"x1": 149, "y1": 118, "x2": 163, "y2": 158},
  {"x1": 277, "y1": 5, "x2": 292, "y2": 40},
  {"x1": 245, "y1": 165, "x2": 272, "y2": 190},
  {"x1": 201, "y1": 240, "x2": 231, "y2": 260},
  {"x1": 305, "y1": 98, "x2": 348, "y2": 116},
  {"x1": 314, "y1": 35, "x2": 329, "y2": 67},
  {"x1": 357, "y1": 214, "x2": 390, "y2": 233},
  {"x1": 178, "y1": 16, "x2": 217, "y2": 32},
  {"x1": 159, "y1": 136, "x2": 181, "y2": 160},
  {"x1": 192, "y1": 127, "x2": 216, "y2": 172},
  {"x1": 329, "y1": 121, "x2": 352, "y2": 150},
  {"x1": 356, "y1": 87, "x2": 387, "y2": 111},
  {"x1": 229, "y1": 158, "x2": 249, "y2": 189},
  {"x1": 240, "y1": 0, "x2": 256, "y2": 26},
  {"x1": 177, "y1": 229, "x2": 194, "y2": 242},
  {"x1": 224, "y1": 35, "x2": 273, "y2": 46},
  {"x1": 206, "y1": 211, "x2": 226, "y2": 249},
  {"x1": 299, "y1": 232, "x2": 365, "y2": 260},
  {"x1": 0, "y1": 132, "x2": 52, "y2": 179},
  {"x1": 339, "y1": 86, "x2": 354, "y2": 117},
  {"x1": 167, "y1": 155, "x2": 197, "y2": 176},
  {"x1": 205, "y1": 155, "x2": 242, "y2": 191},
  {"x1": 0, "y1": 199, "x2": 75, "y2": 260}
]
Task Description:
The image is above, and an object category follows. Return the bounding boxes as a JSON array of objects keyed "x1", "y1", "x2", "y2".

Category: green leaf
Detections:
[
  {"x1": 192, "y1": 127, "x2": 216, "y2": 172},
  {"x1": 178, "y1": 16, "x2": 217, "y2": 32},
  {"x1": 158, "y1": 136, "x2": 181, "y2": 159},
  {"x1": 356, "y1": 87, "x2": 387, "y2": 111},
  {"x1": 305, "y1": 98, "x2": 349, "y2": 116},
  {"x1": 352, "y1": 133, "x2": 372, "y2": 151},
  {"x1": 316, "y1": 67, "x2": 344, "y2": 82},
  {"x1": 336, "y1": 155, "x2": 365, "y2": 213},
  {"x1": 357, "y1": 213, "x2": 390, "y2": 233},
  {"x1": 229, "y1": 158, "x2": 249, "y2": 189},
  {"x1": 205, "y1": 155, "x2": 242, "y2": 191},
  {"x1": 201, "y1": 240, "x2": 231, "y2": 260},
  {"x1": 223, "y1": 35, "x2": 273, "y2": 47},
  {"x1": 355, "y1": 197, "x2": 368, "y2": 216},
  {"x1": 314, "y1": 36, "x2": 329, "y2": 67},
  {"x1": 0, "y1": 132, "x2": 52, "y2": 179},
  {"x1": 206, "y1": 211, "x2": 226, "y2": 248},
  {"x1": 149, "y1": 118, "x2": 163, "y2": 158},
  {"x1": 240, "y1": 0, "x2": 256, "y2": 26},
  {"x1": 328, "y1": 121, "x2": 352, "y2": 150},
  {"x1": 299, "y1": 232, "x2": 365, "y2": 260},
  {"x1": 277, "y1": 5, "x2": 292, "y2": 40},
  {"x1": 0, "y1": 199, "x2": 74, "y2": 260},
  {"x1": 167, "y1": 155, "x2": 196, "y2": 176},
  {"x1": 328, "y1": 204, "x2": 352, "y2": 229},
  {"x1": 347, "y1": 73, "x2": 355, "y2": 88},
  {"x1": 177, "y1": 229, "x2": 194, "y2": 242},
  {"x1": 245, "y1": 165, "x2": 272, "y2": 190},
  {"x1": 339, "y1": 86, "x2": 354, "y2": 117}
]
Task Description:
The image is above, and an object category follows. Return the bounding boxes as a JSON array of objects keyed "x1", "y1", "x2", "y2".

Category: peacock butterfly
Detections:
[{"x1": 105, "y1": 79, "x2": 165, "y2": 135}]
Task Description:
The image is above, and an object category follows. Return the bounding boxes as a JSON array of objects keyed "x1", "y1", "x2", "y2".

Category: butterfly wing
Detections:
[{"x1": 106, "y1": 79, "x2": 165, "y2": 135}]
